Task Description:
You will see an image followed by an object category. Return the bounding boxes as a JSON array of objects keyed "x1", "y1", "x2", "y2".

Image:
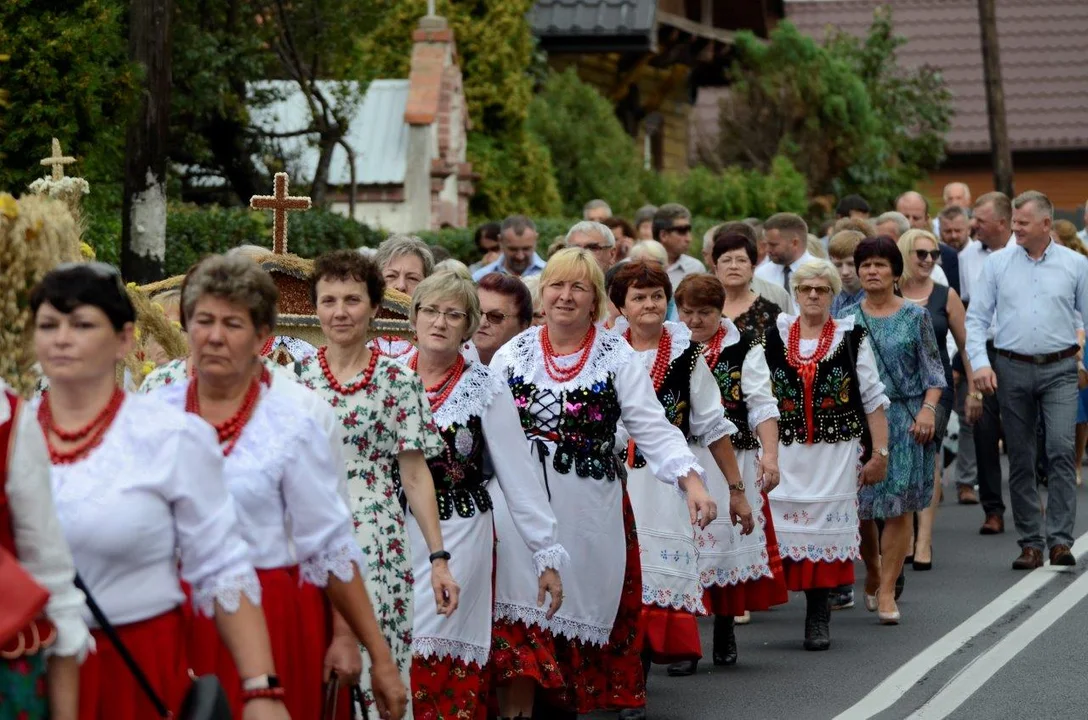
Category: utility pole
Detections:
[
  {"x1": 122, "y1": 0, "x2": 172, "y2": 282},
  {"x1": 977, "y1": 0, "x2": 1013, "y2": 197}
]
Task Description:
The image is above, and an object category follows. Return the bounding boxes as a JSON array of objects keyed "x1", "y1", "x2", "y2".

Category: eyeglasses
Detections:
[
  {"x1": 914, "y1": 249, "x2": 941, "y2": 261},
  {"x1": 577, "y1": 243, "x2": 613, "y2": 253},
  {"x1": 668, "y1": 225, "x2": 693, "y2": 235},
  {"x1": 796, "y1": 284, "x2": 833, "y2": 296},
  {"x1": 481, "y1": 310, "x2": 512, "y2": 325},
  {"x1": 416, "y1": 305, "x2": 468, "y2": 324},
  {"x1": 716, "y1": 256, "x2": 752, "y2": 267}
]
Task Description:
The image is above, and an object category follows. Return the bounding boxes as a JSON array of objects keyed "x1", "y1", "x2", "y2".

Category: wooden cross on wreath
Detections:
[
  {"x1": 250, "y1": 172, "x2": 311, "y2": 254},
  {"x1": 40, "y1": 138, "x2": 76, "y2": 181}
]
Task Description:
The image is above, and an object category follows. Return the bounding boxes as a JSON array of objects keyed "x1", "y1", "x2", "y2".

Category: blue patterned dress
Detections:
[{"x1": 848, "y1": 303, "x2": 947, "y2": 518}]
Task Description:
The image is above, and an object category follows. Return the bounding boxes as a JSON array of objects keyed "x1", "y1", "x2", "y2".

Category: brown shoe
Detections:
[
  {"x1": 1049, "y1": 545, "x2": 1076, "y2": 566},
  {"x1": 979, "y1": 514, "x2": 1004, "y2": 535},
  {"x1": 957, "y1": 485, "x2": 980, "y2": 504},
  {"x1": 1012, "y1": 547, "x2": 1043, "y2": 570}
]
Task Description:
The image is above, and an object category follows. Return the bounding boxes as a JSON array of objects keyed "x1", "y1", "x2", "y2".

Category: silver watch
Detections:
[{"x1": 875, "y1": 447, "x2": 889, "y2": 458}]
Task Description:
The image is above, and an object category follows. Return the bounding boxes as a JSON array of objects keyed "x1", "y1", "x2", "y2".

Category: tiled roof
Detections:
[
  {"x1": 785, "y1": 0, "x2": 1088, "y2": 153},
  {"x1": 531, "y1": 0, "x2": 656, "y2": 48}
]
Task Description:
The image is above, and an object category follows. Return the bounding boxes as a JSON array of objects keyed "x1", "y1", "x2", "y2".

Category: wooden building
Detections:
[{"x1": 531, "y1": 0, "x2": 784, "y2": 173}]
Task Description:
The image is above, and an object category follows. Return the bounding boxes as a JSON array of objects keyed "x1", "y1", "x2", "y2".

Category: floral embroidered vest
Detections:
[
  {"x1": 630, "y1": 342, "x2": 699, "y2": 468},
  {"x1": 426, "y1": 415, "x2": 492, "y2": 520},
  {"x1": 508, "y1": 374, "x2": 624, "y2": 482},
  {"x1": 764, "y1": 326, "x2": 867, "y2": 446},
  {"x1": 707, "y1": 332, "x2": 761, "y2": 451}
]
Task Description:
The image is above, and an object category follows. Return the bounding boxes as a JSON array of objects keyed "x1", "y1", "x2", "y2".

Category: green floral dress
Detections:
[{"x1": 296, "y1": 353, "x2": 444, "y2": 713}]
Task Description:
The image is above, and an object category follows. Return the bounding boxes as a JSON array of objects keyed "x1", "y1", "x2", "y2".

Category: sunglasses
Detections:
[
  {"x1": 914, "y1": 250, "x2": 940, "y2": 262},
  {"x1": 796, "y1": 284, "x2": 833, "y2": 296},
  {"x1": 481, "y1": 310, "x2": 512, "y2": 325}
]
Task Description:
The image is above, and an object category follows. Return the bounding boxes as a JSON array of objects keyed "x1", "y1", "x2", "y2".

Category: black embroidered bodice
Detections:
[
  {"x1": 394, "y1": 415, "x2": 492, "y2": 520},
  {"x1": 630, "y1": 342, "x2": 699, "y2": 468},
  {"x1": 708, "y1": 331, "x2": 761, "y2": 451},
  {"x1": 508, "y1": 373, "x2": 624, "y2": 482},
  {"x1": 764, "y1": 325, "x2": 867, "y2": 446}
]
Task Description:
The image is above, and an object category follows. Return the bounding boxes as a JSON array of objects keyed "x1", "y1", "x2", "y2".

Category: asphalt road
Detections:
[{"x1": 590, "y1": 459, "x2": 1088, "y2": 720}]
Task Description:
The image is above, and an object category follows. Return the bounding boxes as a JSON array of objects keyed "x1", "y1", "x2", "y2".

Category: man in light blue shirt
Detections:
[
  {"x1": 471, "y1": 215, "x2": 547, "y2": 282},
  {"x1": 965, "y1": 190, "x2": 1088, "y2": 570}
]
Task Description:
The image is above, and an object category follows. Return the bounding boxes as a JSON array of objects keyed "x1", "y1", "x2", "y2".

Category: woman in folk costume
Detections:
[
  {"x1": 28, "y1": 263, "x2": 290, "y2": 720},
  {"x1": 764, "y1": 260, "x2": 890, "y2": 650},
  {"x1": 607, "y1": 261, "x2": 753, "y2": 702},
  {"x1": 399, "y1": 272, "x2": 566, "y2": 720},
  {"x1": 153, "y1": 255, "x2": 407, "y2": 719},
  {"x1": 0, "y1": 379, "x2": 90, "y2": 720},
  {"x1": 488, "y1": 247, "x2": 717, "y2": 719},
  {"x1": 297, "y1": 250, "x2": 459, "y2": 717},
  {"x1": 672, "y1": 269, "x2": 788, "y2": 675},
  {"x1": 370, "y1": 236, "x2": 434, "y2": 361}
]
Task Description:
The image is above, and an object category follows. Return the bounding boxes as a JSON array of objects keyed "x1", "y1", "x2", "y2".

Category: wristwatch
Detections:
[
  {"x1": 728, "y1": 481, "x2": 745, "y2": 492},
  {"x1": 429, "y1": 550, "x2": 452, "y2": 563},
  {"x1": 242, "y1": 674, "x2": 282, "y2": 691},
  {"x1": 875, "y1": 447, "x2": 889, "y2": 458}
]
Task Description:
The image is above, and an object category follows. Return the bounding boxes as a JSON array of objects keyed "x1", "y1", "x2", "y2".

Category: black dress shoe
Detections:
[
  {"x1": 666, "y1": 659, "x2": 698, "y2": 676},
  {"x1": 803, "y1": 589, "x2": 831, "y2": 651},
  {"x1": 712, "y1": 615, "x2": 738, "y2": 665}
]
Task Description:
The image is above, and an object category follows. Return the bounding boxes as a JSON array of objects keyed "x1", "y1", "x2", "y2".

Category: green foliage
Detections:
[
  {"x1": 0, "y1": 0, "x2": 136, "y2": 194},
  {"x1": 527, "y1": 68, "x2": 644, "y2": 216},
  {"x1": 358, "y1": 0, "x2": 560, "y2": 218},
  {"x1": 699, "y1": 13, "x2": 951, "y2": 213}
]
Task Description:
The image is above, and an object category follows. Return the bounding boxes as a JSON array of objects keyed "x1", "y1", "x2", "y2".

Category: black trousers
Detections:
[{"x1": 975, "y1": 345, "x2": 1006, "y2": 516}]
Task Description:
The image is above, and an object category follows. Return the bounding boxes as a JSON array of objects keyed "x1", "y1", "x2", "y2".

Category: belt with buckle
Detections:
[{"x1": 995, "y1": 346, "x2": 1079, "y2": 365}]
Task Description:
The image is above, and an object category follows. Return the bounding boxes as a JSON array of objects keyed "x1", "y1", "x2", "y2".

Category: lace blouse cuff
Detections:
[
  {"x1": 747, "y1": 402, "x2": 780, "y2": 431},
  {"x1": 658, "y1": 456, "x2": 707, "y2": 496},
  {"x1": 700, "y1": 416, "x2": 736, "y2": 447},
  {"x1": 193, "y1": 568, "x2": 262, "y2": 618},
  {"x1": 300, "y1": 538, "x2": 368, "y2": 588},
  {"x1": 863, "y1": 393, "x2": 891, "y2": 414},
  {"x1": 532, "y1": 544, "x2": 571, "y2": 576},
  {"x1": 47, "y1": 618, "x2": 94, "y2": 661}
]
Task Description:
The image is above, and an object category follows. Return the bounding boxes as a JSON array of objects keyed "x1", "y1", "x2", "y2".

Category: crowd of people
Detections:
[{"x1": 3, "y1": 184, "x2": 1087, "y2": 720}]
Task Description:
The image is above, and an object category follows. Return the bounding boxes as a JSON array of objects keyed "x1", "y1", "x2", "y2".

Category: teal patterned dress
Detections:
[{"x1": 847, "y1": 303, "x2": 946, "y2": 519}]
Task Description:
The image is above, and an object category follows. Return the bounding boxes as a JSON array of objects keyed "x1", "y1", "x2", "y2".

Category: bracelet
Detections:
[
  {"x1": 969, "y1": 391, "x2": 983, "y2": 401},
  {"x1": 429, "y1": 550, "x2": 451, "y2": 563},
  {"x1": 242, "y1": 687, "x2": 286, "y2": 704},
  {"x1": 922, "y1": 402, "x2": 938, "y2": 414}
]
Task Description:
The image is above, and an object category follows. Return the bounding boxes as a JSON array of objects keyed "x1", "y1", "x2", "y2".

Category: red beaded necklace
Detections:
[
  {"x1": 319, "y1": 346, "x2": 379, "y2": 395},
  {"x1": 259, "y1": 336, "x2": 275, "y2": 357},
  {"x1": 623, "y1": 326, "x2": 673, "y2": 392},
  {"x1": 785, "y1": 317, "x2": 838, "y2": 443},
  {"x1": 38, "y1": 388, "x2": 125, "y2": 465},
  {"x1": 700, "y1": 324, "x2": 727, "y2": 370},
  {"x1": 185, "y1": 366, "x2": 271, "y2": 456},
  {"x1": 409, "y1": 353, "x2": 466, "y2": 412},
  {"x1": 540, "y1": 325, "x2": 596, "y2": 383}
]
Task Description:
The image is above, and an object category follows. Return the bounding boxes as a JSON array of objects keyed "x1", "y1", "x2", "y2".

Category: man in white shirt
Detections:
[
  {"x1": 754, "y1": 212, "x2": 815, "y2": 313},
  {"x1": 654, "y1": 203, "x2": 706, "y2": 290},
  {"x1": 932, "y1": 182, "x2": 972, "y2": 235}
]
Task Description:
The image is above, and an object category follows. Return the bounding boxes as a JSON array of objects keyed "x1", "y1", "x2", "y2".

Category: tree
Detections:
[
  {"x1": 359, "y1": 0, "x2": 561, "y2": 218},
  {"x1": 698, "y1": 12, "x2": 952, "y2": 211},
  {"x1": 527, "y1": 68, "x2": 644, "y2": 216}
]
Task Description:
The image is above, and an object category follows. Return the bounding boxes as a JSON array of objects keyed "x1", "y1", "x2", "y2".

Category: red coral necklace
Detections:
[
  {"x1": 624, "y1": 325, "x2": 673, "y2": 392},
  {"x1": 409, "y1": 352, "x2": 466, "y2": 412},
  {"x1": 540, "y1": 325, "x2": 596, "y2": 383},
  {"x1": 319, "y1": 346, "x2": 379, "y2": 395},
  {"x1": 785, "y1": 317, "x2": 837, "y2": 443},
  {"x1": 38, "y1": 388, "x2": 125, "y2": 465},
  {"x1": 700, "y1": 324, "x2": 727, "y2": 370},
  {"x1": 185, "y1": 366, "x2": 271, "y2": 456}
]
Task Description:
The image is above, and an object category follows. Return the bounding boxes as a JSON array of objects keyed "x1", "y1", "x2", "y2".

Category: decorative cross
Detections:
[
  {"x1": 40, "y1": 138, "x2": 76, "y2": 181},
  {"x1": 249, "y1": 172, "x2": 311, "y2": 254}
]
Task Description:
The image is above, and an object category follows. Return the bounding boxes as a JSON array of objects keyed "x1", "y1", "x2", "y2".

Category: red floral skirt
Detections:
[
  {"x1": 79, "y1": 608, "x2": 189, "y2": 720},
  {"x1": 489, "y1": 618, "x2": 564, "y2": 690},
  {"x1": 639, "y1": 606, "x2": 701, "y2": 664},
  {"x1": 410, "y1": 654, "x2": 485, "y2": 720},
  {"x1": 187, "y1": 567, "x2": 348, "y2": 719},
  {"x1": 703, "y1": 493, "x2": 789, "y2": 615},
  {"x1": 543, "y1": 488, "x2": 646, "y2": 713},
  {"x1": 782, "y1": 558, "x2": 855, "y2": 591}
]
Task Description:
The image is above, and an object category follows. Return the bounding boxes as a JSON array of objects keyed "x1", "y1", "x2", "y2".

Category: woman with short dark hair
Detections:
[
  {"x1": 713, "y1": 233, "x2": 781, "y2": 337},
  {"x1": 474, "y1": 273, "x2": 533, "y2": 366}
]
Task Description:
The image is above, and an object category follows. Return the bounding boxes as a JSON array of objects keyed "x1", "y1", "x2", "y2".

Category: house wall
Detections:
[
  {"x1": 548, "y1": 53, "x2": 692, "y2": 173},
  {"x1": 330, "y1": 199, "x2": 415, "y2": 234},
  {"x1": 922, "y1": 166, "x2": 1088, "y2": 216}
]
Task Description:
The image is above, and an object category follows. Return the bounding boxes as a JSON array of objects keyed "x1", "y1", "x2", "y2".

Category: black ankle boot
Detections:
[
  {"x1": 712, "y1": 615, "x2": 738, "y2": 665},
  {"x1": 666, "y1": 659, "x2": 698, "y2": 676},
  {"x1": 804, "y1": 589, "x2": 831, "y2": 651}
]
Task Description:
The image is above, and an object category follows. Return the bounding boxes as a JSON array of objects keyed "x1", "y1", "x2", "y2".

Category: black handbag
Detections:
[
  {"x1": 324, "y1": 675, "x2": 367, "y2": 720},
  {"x1": 74, "y1": 575, "x2": 232, "y2": 720}
]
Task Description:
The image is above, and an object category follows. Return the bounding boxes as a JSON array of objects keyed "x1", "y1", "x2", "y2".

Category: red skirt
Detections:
[
  {"x1": 187, "y1": 567, "x2": 349, "y2": 720},
  {"x1": 639, "y1": 606, "x2": 701, "y2": 664},
  {"x1": 544, "y1": 488, "x2": 645, "y2": 713},
  {"x1": 703, "y1": 493, "x2": 789, "y2": 615},
  {"x1": 79, "y1": 608, "x2": 190, "y2": 720},
  {"x1": 489, "y1": 618, "x2": 565, "y2": 691},
  {"x1": 782, "y1": 559, "x2": 855, "y2": 591},
  {"x1": 411, "y1": 654, "x2": 485, "y2": 720}
]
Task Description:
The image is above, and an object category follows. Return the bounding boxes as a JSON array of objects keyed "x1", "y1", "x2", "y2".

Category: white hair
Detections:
[
  {"x1": 433, "y1": 258, "x2": 472, "y2": 279},
  {"x1": 875, "y1": 211, "x2": 910, "y2": 237},
  {"x1": 583, "y1": 198, "x2": 612, "y2": 219},
  {"x1": 627, "y1": 239, "x2": 668, "y2": 265},
  {"x1": 790, "y1": 259, "x2": 842, "y2": 296},
  {"x1": 565, "y1": 220, "x2": 616, "y2": 248}
]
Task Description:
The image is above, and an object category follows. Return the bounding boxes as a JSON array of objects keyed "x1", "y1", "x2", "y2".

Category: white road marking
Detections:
[
  {"x1": 908, "y1": 566, "x2": 1088, "y2": 719},
  {"x1": 833, "y1": 530, "x2": 1088, "y2": 720}
]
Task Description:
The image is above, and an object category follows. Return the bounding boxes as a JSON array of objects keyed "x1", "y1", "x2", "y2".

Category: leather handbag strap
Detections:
[{"x1": 73, "y1": 574, "x2": 171, "y2": 718}]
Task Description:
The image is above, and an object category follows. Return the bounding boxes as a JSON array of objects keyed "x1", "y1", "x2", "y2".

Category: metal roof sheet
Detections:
[
  {"x1": 248, "y1": 79, "x2": 410, "y2": 186},
  {"x1": 530, "y1": 0, "x2": 657, "y2": 38}
]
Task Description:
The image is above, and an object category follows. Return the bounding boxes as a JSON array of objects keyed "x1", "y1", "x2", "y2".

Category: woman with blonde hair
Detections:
[
  {"x1": 896, "y1": 229, "x2": 972, "y2": 570},
  {"x1": 489, "y1": 247, "x2": 716, "y2": 718}
]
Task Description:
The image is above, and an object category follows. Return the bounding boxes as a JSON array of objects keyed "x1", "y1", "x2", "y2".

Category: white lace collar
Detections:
[
  {"x1": 431, "y1": 361, "x2": 501, "y2": 429},
  {"x1": 774, "y1": 312, "x2": 855, "y2": 345},
  {"x1": 610, "y1": 318, "x2": 692, "y2": 363},
  {"x1": 499, "y1": 324, "x2": 633, "y2": 392},
  {"x1": 711, "y1": 316, "x2": 742, "y2": 351},
  {"x1": 370, "y1": 336, "x2": 415, "y2": 360}
]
